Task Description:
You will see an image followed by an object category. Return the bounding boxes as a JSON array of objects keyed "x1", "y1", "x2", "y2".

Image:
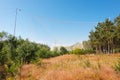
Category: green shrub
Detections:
[
  {"x1": 60, "y1": 46, "x2": 68, "y2": 55},
  {"x1": 73, "y1": 48, "x2": 85, "y2": 55},
  {"x1": 84, "y1": 59, "x2": 91, "y2": 68},
  {"x1": 86, "y1": 49, "x2": 96, "y2": 54},
  {"x1": 113, "y1": 58, "x2": 120, "y2": 72},
  {"x1": 113, "y1": 48, "x2": 120, "y2": 53},
  {"x1": 72, "y1": 48, "x2": 95, "y2": 55},
  {"x1": 51, "y1": 51, "x2": 60, "y2": 57},
  {"x1": 97, "y1": 61, "x2": 101, "y2": 69},
  {"x1": 36, "y1": 59, "x2": 42, "y2": 66}
]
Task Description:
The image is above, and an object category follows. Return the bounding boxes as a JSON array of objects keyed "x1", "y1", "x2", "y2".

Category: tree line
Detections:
[
  {"x1": 0, "y1": 31, "x2": 71, "y2": 79},
  {"x1": 0, "y1": 31, "x2": 95, "y2": 79},
  {"x1": 0, "y1": 32, "x2": 54, "y2": 79},
  {"x1": 88, "y1": 15, "x2": 120, "y2": 53},
  {"x1": 1, "y1": 14, "x2": 120, "y2": 79}
]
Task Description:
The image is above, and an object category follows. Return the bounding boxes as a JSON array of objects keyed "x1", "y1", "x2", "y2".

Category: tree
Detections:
[
  {"x1": 16, "y1": 39, "x2": 38, "y2": 64},
  {"x1": 89, "y1": 17, "x2": 117, "y2": 53},
  {"x1": 114, "y1": 15, "x2": 120, "y2": 52},
  {"x1": 82, "y1": 40, "x2": 92, "y2": 49},
  {"x1": 0, "y1": 32, "x2": 18, "y2": 79},
  {"x1": 60, "y1": 46, "x2": 68, "y2": 55},
  {"x1": 51, "y1": 47, "x2": 60, "y2": 57},
  {"x1": 36, "y1": 44, "x2": 51, "y2": 58},
  {"x1": 0, "y1": 31, "x2": 53, "y2": 79},
  {"x1": 89, "y1": 30, "x2": 100, "y2": 53}
]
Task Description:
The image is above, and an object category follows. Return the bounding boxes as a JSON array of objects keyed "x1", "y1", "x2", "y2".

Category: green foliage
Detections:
[
  {"x1": 113, "y1": 48, "x2": 120, "y2": 53},
  {"x1": 84, "y1": 59, "x2": 91, "y2": 68},
  {"x1": 17, "y1": 40, "x2": 37, "y2": 63},
  {"x1": 35, "y1": 44, "x2": 51, "y2": 58},
  {"x1": 89, "y1": 15, "x2": 120, "y2": 53},
  {"x1": 73, "y1": 48, "x2": 85, "y2": 55},
  {"x1": 36, "y1": 58, "x2": 43, "y2": 66},
  {"x1": 60, "y1": 46, "x2": 68, "y2": 55},
  {"x1": 1, "y1": 14, "x2": 120, "y2": 79},
  {"x1": 0, "y1": 32, "x2": 18, "y2": 79},
  {"x1": 113, "y1": 58, "x2": 120, "y2": 72},
  {"x1": 51, "y1": 51, "x2": 60, "y2": 57},
  {"x1": 51, "y1": 47, "x2": 60, "y2": 57},
  {"x1": 0, "y1": 31, "x2": 52, "y2": 79},
  {"x1": 0, "y1": 44, "x2": 11, "y2": 65},
  {"x1": 97, "y1": 61, "x2": 101, "y2": 69},
  {"x1": 83, "y1": 40, "x2": 92, "y2": 49},
  {"x1": 85, "y1": 49, "x2": 96, "y2": 54},
  {"x1": 6, "y1": 62, "x2": 18, "y2": 77},
  {"x1": 72, "y1": 48, "x2": 95, "y2": 55}
]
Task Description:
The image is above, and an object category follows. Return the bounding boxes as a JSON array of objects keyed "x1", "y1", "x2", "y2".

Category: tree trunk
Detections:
[
  {"x1": 95, "y1": 45, "x2": 99, "y2": 53},
  {"x1": 99, "y1": 45, "x2": 102, "y2": 53},
  {"x1": 108, "y1": 42, "x2": 110, "y2": 54}
]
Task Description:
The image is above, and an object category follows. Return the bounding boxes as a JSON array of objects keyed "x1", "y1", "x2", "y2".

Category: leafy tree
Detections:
[
  {"x1": 0, "y1": 31, "x2": 52, "y2": 79},
  {"x1": 51, "y1": 47, "x2": 60, "y2": 57},
  {"x1": 73, "y1": 48, "x2": 84, "y2": 55},
  {"x1": 89, "y1": 16, "x2": 120, "y2": 53},
  {"x1": 16, "y1": 40, "x2": 38, "y2": 64},
  {"x1": 82, "y1": 40, "x2": 92, "y2": 49},
  {"x1": 36, "y1": 44, "x2": 51, "y2": 58},
  {"x1": 60, "y1": 46, "x2": 68, "y2": 55},
  {"x1": 0, "y1": 32, "x2": 18, "y2": 79}
]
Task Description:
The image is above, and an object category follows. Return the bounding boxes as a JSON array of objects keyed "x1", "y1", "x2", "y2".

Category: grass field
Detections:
[{"x1": 19, "y1": 54, "x2": 120, "y2": 80}]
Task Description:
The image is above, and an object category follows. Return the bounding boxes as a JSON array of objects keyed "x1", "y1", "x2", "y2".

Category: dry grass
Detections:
[{"x1": 19, "y1": 54, "x2": 120, "y2": 80}]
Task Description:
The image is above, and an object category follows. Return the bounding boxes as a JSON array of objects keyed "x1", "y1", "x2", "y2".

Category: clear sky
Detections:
[{"x1": 0, "y1": 0, "x2": 120, "y2": 47}]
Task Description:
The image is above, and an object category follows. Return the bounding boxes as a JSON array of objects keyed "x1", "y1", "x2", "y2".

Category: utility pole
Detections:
[
  {"x1": 14, "y1": 8, "x2": 21, "y2": 36},
  {"x1": 13, "y1": 8, "x2": 21, "y2": 80}
]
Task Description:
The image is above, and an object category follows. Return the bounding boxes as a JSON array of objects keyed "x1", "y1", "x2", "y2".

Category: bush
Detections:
[
  {"x1": 113, "y1": 48, "x2": 120, "y2": 53},
  {"x1": 60, "y1": 46, "x2": 68, "y2": 55},
  {"x1": 86, "y1": 49, "x2": 96, "y2": 54},
  {"x1": 36, "y1": 58, "x2": 43, "y2": 66},
  {"x1": 72, "y1": 48, "x2": 95, "y2": 55},
  {"x1": 51, "y1": 51, "x2": 60, "y2": 57},
  {"x1": 84, "y1": 59, "x2": 91, "y2": 68},
  {"x1": 113, "y1": 58, "x2": 120, "y2": 72},
  {"x1": 73, "y1": 48, "x2": 85, "y2": 55}
]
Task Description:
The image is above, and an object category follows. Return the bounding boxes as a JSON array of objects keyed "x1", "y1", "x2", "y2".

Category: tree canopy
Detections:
[
  {"x1": 0, "y1": 32, "x2": 51, "y2": 79},
  {"x1": 89, "y1": 15, "x2": 120, "y2": 53}
]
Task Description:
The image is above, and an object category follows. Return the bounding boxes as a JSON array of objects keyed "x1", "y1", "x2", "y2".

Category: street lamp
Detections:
[
  {"x1": 14, "y1": 8, "x2": 21, "y2": 36},
  {"x1": 13, "y1": 8, "x2": 21, "y2": 80}
]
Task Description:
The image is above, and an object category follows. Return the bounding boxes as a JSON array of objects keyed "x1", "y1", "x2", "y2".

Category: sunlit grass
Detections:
[{"x1": 19, "y1": 54, "x2": 120, "y2": 80}]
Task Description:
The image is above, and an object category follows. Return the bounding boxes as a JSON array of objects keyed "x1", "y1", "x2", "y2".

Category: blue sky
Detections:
[{"x1": 0, "y1": 0, "x2": 120, "y2": 47}]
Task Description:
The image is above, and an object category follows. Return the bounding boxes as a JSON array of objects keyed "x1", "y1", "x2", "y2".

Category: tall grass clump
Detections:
[
  {"x1": 84, "y1": 59, "x2": 91, "y2": 68},
  {"x1": 113, "y1": 58, "x2": 120, "y2": 72}
]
